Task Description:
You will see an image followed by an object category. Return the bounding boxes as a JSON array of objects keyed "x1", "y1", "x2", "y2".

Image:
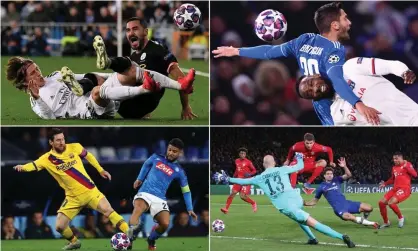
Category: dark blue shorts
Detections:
[{"x1": 333, "y1": 200, "x2": 361, "y2": 219}]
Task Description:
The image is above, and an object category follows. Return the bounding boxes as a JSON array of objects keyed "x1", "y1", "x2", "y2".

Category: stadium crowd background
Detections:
[
  {"x1": 210, "y1": 127, "x2": 418, "y2": 185},
  {"x1": 1, "y1": 127, "x2": 209, "y2": 240},
  {"x1": 210, "y1": 1, "x2": 418, "y2": 125},
  {"x1": 1, "y1": 0, "x2": 209, "y2": 57}
]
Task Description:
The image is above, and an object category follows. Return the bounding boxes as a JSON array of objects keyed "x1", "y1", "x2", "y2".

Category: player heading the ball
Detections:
[
  {"x1": 213, "y1": 2, "x2": 381, "y2": 125},
  {"x1": 13, "y1": 128, "x2": 130, "y2": 250}
]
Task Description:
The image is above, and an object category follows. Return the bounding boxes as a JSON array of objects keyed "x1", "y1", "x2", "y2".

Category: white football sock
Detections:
[
  {"x1": 355, "y1": 216, "x2": 375, "y2": 226},
  {"x1": 99, "y1": 85, "x2": 150, "y2": 101},
  {"x1": 137, "y1": 67, "x2": 182, "y2": 90}
]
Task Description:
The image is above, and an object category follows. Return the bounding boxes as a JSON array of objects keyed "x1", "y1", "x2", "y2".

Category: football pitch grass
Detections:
[
  {"x1": 1, "y1": 237, "x2": 208, "y2": 251},
  {"x1": 1, "y1": 57, "x2": 209, "y2": 125},
  {"x1": 210, "y1": 194, "x2": 418, "y2": 251}
]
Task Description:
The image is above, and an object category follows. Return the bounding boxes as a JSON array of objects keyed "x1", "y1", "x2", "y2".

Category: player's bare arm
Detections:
[
  {"x1": 338, "y1": 157, "x2": 352, "y2": 180},
  {"x1": 379, "y1": 174, "x2": 394, "y2": 188},
  {"x1": 284, "y1": 144, "x2": 296, "y2": 166},
  {"x1": 304, "y1": 198, "x2": 319, "y2": 206},
  {"x1": 13, "y1": 165, "x2": 30, "y2": 172},
  {"x1": 168, "y1": 63, "x2": 198, "y2": 120},
  {"x1": 188, "y1": 211, "x2": 198, "y2": 221},
  {"x1": 212, "y1": 46, "x2": 240, "y2": 58},
  {"x1": 133, "y1": 179, "x2": 142, "y2": 189}
]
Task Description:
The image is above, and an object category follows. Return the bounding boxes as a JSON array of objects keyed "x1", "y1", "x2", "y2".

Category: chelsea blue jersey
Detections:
[
  {"x1": 239, "y1": 33, "x2": 361, "y2": 125},
  {"x1": 137, "y1": 153, "x2": 189, "y2": 201},
  {"x1": 315, "y1": 176, "x2": 347, "y2": 209}
]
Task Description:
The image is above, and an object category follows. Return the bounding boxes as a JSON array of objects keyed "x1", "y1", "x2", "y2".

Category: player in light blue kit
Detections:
[
  {"x1": 213, "y1": 153, "x2": 355, "y2": 248},
  {"x1": 304, "y1": 157, "x2": 379, "y2": 229},
  {"x1": 129, "y1": 138, "x2": 198, "y2": 250},
  {"x1": 212, "y1": 2, "x2": 380, "y2": 125}
]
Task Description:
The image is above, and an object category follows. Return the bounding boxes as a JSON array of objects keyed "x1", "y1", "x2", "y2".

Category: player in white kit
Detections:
[
  {"x1": 295, "y1": 57, "x2": 417, "y2": 125},
  {"x1": 5, "y1": 57, "x2": 194, "y2": 120}
]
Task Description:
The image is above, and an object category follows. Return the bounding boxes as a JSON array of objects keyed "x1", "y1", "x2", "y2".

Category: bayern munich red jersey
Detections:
[
  {"x1": 234, "y1": 158, "x2": 256, "y2": 178},
  {"x1": 287, "y1": 141, "x2": 334, "y2": 163},
  {"x1": 384, "y1": 161, "x2": 417, "y2": 189}
]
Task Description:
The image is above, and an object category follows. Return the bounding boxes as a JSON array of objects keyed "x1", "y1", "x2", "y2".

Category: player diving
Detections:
[
  {"x1": 304, "y1": 157, "x2": 379, "y2": 229},
  {"x1": 5, "y1": 55, "x2": 194, "y2": 120},
  {"x1": 213, "y1": 153, "x2": 356, "y2": 248},
  {"x1": 295, "y1": 57, "x2": 418, "y2": 125},
  {"x1": 128, "y1": 138, "x2": 198, "y2": 250}
]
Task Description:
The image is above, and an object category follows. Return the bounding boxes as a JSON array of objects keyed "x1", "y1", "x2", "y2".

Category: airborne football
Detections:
[
  {"x1": 211, "y1": 1, "x2": 418, "y2": 126},
  {"x1": 2, "y1": 1, "x2": 209, "y2": 125},
  {"x1": 174, "y1": 3, "x2": 202, "y2": 30},
  {"x1": 254, "y1": 9, "x2": 287, "y2": 42}
]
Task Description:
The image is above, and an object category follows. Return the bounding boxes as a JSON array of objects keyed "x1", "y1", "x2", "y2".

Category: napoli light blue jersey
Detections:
[
  {"x1": 229, "y1": 159, "x2": 304, "y2": 209},
  {"x1": 137, "y1": 153, "x2": 193, "y2": 211},
  {"x1": 239, "y1": 33, "x2": 361, "y2": 125}
]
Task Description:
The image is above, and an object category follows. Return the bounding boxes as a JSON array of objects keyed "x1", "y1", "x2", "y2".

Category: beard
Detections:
[
  {"x1": 338, "y1": 28, "x2": 350, "y2": 41},
  {"x1": 129, "y1": 35, "x2": 145, "y2": 50}
]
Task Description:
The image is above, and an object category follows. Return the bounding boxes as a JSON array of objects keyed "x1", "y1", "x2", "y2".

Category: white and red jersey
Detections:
[
  {"x1": 384, "y1": 161, "x2": 417, "y2": 189},
  {"x1": 286, "y1": 141, "x2": 333, "y2": 164},
  {"x1": 331, "y1": 57, "x2": 418, "y2": 125},
  {"x1": 234, "y1": 158, "x2": 256, "y2": 178},
  {"x1": 29, "y1": 71, "x2": 116, "y2": 119}
]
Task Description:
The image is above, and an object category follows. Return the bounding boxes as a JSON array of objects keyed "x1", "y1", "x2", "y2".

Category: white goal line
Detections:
[{"x1": 211, "y1": 236, "x2": 418, "y2": 251}]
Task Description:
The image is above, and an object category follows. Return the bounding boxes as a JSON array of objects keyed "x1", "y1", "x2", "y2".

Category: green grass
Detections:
[
  {"x1": 1, "y1": 237, "x2": 208, "y2": 251},
  {"x1": 210, "y1": 194, "x2": 418, "y2": 251},
  {"x1": 1, "y1": 57, "x2": 209, "y2": 125}
]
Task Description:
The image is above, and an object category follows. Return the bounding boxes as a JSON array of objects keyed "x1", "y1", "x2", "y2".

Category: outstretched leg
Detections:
[
  {"x1": 280, "y1": 207, "x2": 355, "y2": 248},
  {"x1": 93, "y1": 35, "x2": 194, "y2": 93}
]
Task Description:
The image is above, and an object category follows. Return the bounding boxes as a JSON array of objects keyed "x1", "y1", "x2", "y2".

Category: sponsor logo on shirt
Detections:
[
  {"x1": 325, "y1": 185, "x2": 339, "y2": 192},
  {"x1": 156, "y1": 162, "x2": 174, "y2": 176},
  {"x1": 56, "y1": 160, "x2": 77, "y2": 171}
]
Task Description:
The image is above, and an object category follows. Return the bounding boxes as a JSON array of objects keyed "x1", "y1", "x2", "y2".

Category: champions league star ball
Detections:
[
  {"x1": 254, "y1": 9, "x2": 287, "y2": 42},
  {"x1": 110, "y1": 233, "x2": 131, "y2": 250},
  {"x1": 212, "y1": 219, "x2": 225, "y2": 233},
  {"x1": 174, "y1": 3, "x2": 202, "y2": 30}
]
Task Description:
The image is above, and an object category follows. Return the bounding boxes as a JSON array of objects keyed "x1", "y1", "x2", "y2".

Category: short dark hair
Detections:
[
  {"x1": 6, "y1": 56, "x2": 34, "y2": 91},
  {"x1": 169, "y1": 138, "x2": 184, "y2": 150},
  {"x1": 314, "y1": 2, "x2": 343, "y2": 34},
  {"x1": 48, "y1": 128, "x2": 64, "y2": 141},
  {"x1": 304, "y1": 133, "x2": 315, "y2": 141},
  {"x1": 393, "y1": 152, "x2": 403, "y2": 157},
  {"x1": 323, "y1": 167, "x2": 334, "y2": 175},
  {"x1": 238, "y1": 147, "x2": 248, "y2": 154},
  {"x1": 126, "y1": 17, "x2": 148, "y2": 28}
]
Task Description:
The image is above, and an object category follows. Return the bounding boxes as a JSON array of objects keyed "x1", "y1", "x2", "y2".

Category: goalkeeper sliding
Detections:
[{"x1": 213, "y1": 153, "x2": 356, "y2": 248}]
